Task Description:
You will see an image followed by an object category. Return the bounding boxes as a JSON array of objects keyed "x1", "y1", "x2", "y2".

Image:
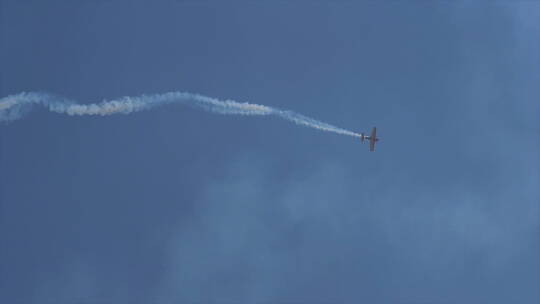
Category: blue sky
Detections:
[{"x1": 1, "y1": 1, "x2": 539, "y2": 303}]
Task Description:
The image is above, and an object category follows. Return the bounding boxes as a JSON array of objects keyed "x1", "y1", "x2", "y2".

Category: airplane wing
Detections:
[{"x1": 369, "y1": 127, "x2": 377, "y2": 151}]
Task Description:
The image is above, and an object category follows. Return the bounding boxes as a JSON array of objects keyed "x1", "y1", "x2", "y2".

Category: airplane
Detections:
[{"x1": 360, "y1": 127, "x2": 379, "y2": 151}]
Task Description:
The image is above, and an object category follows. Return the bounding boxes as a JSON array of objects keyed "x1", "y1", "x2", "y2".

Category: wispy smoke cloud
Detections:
[{"x1": 0, "y1": 91, "x2": 361, "y2": 137}]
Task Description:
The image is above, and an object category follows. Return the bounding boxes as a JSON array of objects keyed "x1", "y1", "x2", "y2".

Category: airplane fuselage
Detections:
[{"x1": 360, "y1": 127, "x2": 379, "y2": 151}]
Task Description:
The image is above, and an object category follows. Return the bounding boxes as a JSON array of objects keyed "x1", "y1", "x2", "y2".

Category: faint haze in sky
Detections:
[{"x1": 0, "y1": 1, "x2": 539, "y2": 303}]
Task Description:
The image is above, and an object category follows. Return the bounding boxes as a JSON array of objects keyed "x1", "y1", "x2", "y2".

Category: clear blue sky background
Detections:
[{"x1": 1, "y1": 1, "x2": 539, "y2": 303}]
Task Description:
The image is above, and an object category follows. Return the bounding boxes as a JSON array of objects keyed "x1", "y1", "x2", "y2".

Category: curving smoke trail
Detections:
[{"x1": 0, "y1": 91, "x2": 361, "y2": 138}]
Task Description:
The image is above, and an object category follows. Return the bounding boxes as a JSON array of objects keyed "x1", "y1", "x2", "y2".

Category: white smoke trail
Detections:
[{"x1": 0, "y1": 91, "x2": 361, "y2": 138}]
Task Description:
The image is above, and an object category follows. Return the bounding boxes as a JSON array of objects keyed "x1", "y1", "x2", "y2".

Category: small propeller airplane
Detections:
[{"x1": 360, "y1": 127, "x2": 379, "y2": 151}]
